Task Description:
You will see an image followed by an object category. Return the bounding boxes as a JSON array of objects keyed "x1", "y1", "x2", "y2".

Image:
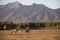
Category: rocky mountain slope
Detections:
[{"x1": 0, "y1": 1, "x2": 60, "y2": 23}]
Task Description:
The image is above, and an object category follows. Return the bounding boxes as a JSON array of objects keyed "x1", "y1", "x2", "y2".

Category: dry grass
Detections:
[{"x1": 0, "y1": 29, "x2": 60, "y2": 40}]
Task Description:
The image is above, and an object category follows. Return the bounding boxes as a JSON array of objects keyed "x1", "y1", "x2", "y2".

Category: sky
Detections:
[{"x1": 0, "y1": 0, "x2": 60, "y2": 9}]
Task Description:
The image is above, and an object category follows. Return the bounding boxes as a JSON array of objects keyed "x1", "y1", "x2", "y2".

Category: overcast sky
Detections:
[{"x1": 0, "y1": 0, "x2": 60, "y2": 9}]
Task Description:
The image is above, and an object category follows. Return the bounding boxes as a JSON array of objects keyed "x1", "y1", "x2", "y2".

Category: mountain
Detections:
[
  {"x1": 0, "y1": 1, "x2": 60, "y2": 23},
  {"x1": 55, "y1": 8, "x2": 60, "y2": 20}
]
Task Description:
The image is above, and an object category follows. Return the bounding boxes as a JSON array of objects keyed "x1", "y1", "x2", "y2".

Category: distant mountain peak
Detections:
[
  {"x1": 32, "y1": 3, "x2": 38, "y2": 5},
  {"x1": 32, "y1": 3, "x2": 46, "y2": 7},
  {"x1": 14, "y1": 1, "x2": 20, "y2": 3},
  {"x1": 32, "y1": 3, "x2": 44, "y2": 6},
  {"x1": 7, "y1": 1, "x2": 22, "y2": 8},
  {"x1": 13, "y1": 1, "x2": 20, "y2": 5}
]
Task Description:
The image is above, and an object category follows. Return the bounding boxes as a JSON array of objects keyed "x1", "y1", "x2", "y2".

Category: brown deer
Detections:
[
  {"x1": 11, "y1": 26, "x2": 19, "y2": 33},
  {"x1": 3, "y1": 25, "x2": 7, "y2": 30}
]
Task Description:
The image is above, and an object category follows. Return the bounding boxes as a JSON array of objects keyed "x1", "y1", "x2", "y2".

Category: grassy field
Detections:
[{"x1": 0, "y1": 29, "x2": 60, "y2": 40}]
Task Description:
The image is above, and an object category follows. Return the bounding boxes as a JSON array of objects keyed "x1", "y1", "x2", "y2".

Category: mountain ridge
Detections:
[{"x1": 0, "y1": 1, "x2": 60, "y2": 23}]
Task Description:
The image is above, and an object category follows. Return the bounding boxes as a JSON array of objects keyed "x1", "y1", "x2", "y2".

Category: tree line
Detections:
[{"x1": 0, "y1": 22, "x2": 60, "y2": 30}]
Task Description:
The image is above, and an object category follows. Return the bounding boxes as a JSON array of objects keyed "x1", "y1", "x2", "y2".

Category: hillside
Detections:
[{"x1": 0, "y1": 1, "x2": 60, "y2": 23}]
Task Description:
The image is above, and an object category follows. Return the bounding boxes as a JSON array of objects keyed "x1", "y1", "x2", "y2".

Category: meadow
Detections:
[{"x1": 0, "y1": 29, "x2": 60, "y2": 40}]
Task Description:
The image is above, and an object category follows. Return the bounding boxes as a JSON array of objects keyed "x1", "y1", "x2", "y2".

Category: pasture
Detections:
[{"x1": 0, "y1": 29, "x2": 60, "y2": 40}]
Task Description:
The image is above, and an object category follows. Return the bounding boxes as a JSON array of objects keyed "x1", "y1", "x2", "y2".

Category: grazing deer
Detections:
[
  {"x1": 3, "y1": 25, "x2": 7, "y2": 30},
  {"x1": 11, "y1": 26, "x2": 19, "y2": 33},
  {"x1": 25, "y1": 25, "x2": 30, "y2": 32}
]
